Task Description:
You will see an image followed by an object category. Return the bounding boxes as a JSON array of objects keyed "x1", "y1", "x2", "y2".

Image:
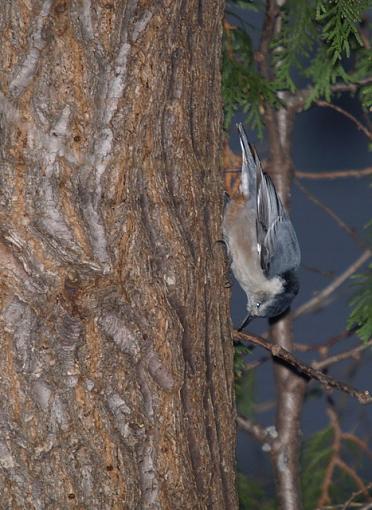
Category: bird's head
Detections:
[{"x1": 246, "y1": 270, "x2": 299, "y2": 320}]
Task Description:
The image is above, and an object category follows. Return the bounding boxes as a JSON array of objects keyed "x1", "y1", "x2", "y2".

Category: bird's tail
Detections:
[{"x1": 236, "y1": 123, "x2": 260, "y2": 203}]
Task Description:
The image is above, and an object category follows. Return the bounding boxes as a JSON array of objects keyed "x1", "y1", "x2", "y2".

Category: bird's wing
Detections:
[
  {"x1": 236, "y1": 124, "x2": 300, "y2": 277},
  {"x1": 257, "y1": 173, "x2": 301, "y2": 278}
]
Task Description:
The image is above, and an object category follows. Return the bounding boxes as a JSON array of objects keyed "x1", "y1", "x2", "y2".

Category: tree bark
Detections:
[{"x1": 0, "y1": 1, "x2": 237, "y2": 508}]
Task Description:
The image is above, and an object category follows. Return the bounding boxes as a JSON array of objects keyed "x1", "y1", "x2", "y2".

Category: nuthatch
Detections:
[{"x1": 223, "y1": 124, "x2": 300, "y2": 327}]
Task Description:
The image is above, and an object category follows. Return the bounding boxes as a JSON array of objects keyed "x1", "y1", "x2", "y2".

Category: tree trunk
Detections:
[
  {"x1": 256, "y1": 1, "x2": 306, "y2": 507},
  {"x1": 0, "y1": 1, "x2": 237, "y2": 508}
]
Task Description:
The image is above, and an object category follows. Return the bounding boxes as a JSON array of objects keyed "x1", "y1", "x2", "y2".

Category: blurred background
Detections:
[{"x1": 224, "y1": 2, "x2": 372, "y2": 507}]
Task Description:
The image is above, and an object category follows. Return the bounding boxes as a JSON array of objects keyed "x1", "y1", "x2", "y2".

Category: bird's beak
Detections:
[{"x1": 237, "y1": 313, "x2": 253, "y2": 331}]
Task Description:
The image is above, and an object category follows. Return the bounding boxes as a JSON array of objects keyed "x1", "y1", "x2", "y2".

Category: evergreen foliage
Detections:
[
  {"x1": 222, "y1": 21, "x2": 280, "y2": 135},
  {"x1": 352, "y1": 46, "x2": 372, "y2": 123},
  {"x1": 237, "y1": 473, "x2": 276, "y2": 510},
  {"x1": 348, "y1": 223, "x2": 372, "y2": 342},
  {"x1": 301, "y1": 427, "x2": 333, "y2": 510},
  {"x1": 234, "y1": 343, "x2": 256, "y2": 416},
  {"x1": 348, "y1": 262, "x2": 372, "y2": 342},
  {"x1": 223, "y1": 0, "x2": 371, "y2": 133}
]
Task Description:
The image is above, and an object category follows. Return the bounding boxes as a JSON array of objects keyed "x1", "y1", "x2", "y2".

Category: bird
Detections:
[{"x1": 223, "y1": 123, "x2": 301, "y2": 329}]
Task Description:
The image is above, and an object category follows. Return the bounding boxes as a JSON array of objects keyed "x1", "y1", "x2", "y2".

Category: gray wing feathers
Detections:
[
  {"x1": 257, "y1": 174, "x2": 300, "y2": 277},
  {"x1": 262, "y1": 216, "x2": 301, "y2": 278},
  {"x1": 258, "y1": 174, "x2": 284, "y2": 223},
  {"x1": 236, "y1": 123, "x2": 301, "y2": 277},
  {"x1": 257, "y1": 173, "x2": 283, "y2": 248}
]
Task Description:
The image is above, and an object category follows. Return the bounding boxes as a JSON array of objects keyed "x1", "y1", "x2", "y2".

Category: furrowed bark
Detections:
[{"x1": 0, "y1": 1, "x2": 237, "y2": 508}]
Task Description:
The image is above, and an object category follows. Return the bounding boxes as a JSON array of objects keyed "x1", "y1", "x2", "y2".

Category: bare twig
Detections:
[
  {"x1": 236, "y1": 415, "x2": 274, "y2": 445},
  {"x1": 302, "y1": 264, "x2": 336, "y2": 278},
  {"x1": 318, "y1": 407, "x2": 372, "y2": 508},
  {"x1": 315, "y1": 101, "x2": 372, "y2": 141},
  {"x1": 253, "y1": 400, "x2": 276, "y2": 414},
  {"x1": 336, "y1": 458, "x2": 371, "y2": 496},
  {"x1": 296, "y1": 167, "x2": 372, "y2": 180},
  {"x1": 318, "y1": 407, "x2": 341, "y2": 508},
  {"x1": 245, "y1": 355, "x2": 270, "y2": 370},
  {"x1": 294, "y1": 329, "x2": 355, "y2": 353},
  {"x1": 295, "y1": 179, "x2": 366, "y2": 249},
  {"x1": 238, "y1": 329, "x2": 367, "y2": 371},
  {"x1": 341, "y1": 433, "x2": 372, "y2": 460},
  {"x1": 341, "y1": 483, "x2": 372, "y2": 510},
  {"x1": 293, "y1": 250, "x2": 371, "y2": 319},
  {"x1": 288, "y1": 78, "x2": 372, "y2": 112},
  {"x1": 234, "y1": 331, "x2": 372, "y2": 404},
  {"x1": 319, "y1": 504, "x2": 371, "y2": 509},
  {"x1": 313, "y1": 339, "x2": 372, "y2": 370},
  {"x1": 226, "y1": 165, "x2": 372, "y2": 186},
  {"x1": 331, "y1": 78, "x2": 372, "y2": 90},
  {"x1": 227, "y1": 166, "x2": 372, "y2": 180}
]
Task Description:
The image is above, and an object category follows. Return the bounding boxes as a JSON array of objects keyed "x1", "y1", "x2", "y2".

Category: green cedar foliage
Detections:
[
  {"x1": 302, "y1": 424, "x2": 371, "y2": 508},
  {"x1": 348, "y1": 262, "x2": 372, "y2": 342},
  {"x1": 301, "y1": 427, "x2": 333, "y2": 509},
  {"x1": 234, "y1": 343, "x2": 255, "y2": 416},
  {"x1": 348, "y1": 222, "x2": 372, "y2": 342},
  {"x1": 222, "y1": 21, "x2": 280, "y2": 135},
  {"x1": 352, "y1": 47, "x2": 372, "y2": 111},
  {"x1": 223, "y1": 0, "x2": 371, "y2": 133},
  {"x1": 237, "y1": 473, "x2": 276, "y2": 510}
]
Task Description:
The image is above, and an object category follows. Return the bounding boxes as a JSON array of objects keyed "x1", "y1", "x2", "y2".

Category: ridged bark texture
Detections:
[{"x1": 0, "y1": 1, "x2": 237, "y2": 508}]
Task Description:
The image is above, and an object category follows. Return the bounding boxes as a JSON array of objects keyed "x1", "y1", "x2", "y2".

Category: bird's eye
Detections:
[{"x1": 256, "y1": 302, "x2": 261, "y2": 309}]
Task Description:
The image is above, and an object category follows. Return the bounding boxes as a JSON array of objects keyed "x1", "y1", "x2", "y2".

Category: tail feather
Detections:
[{"x1": 237, "y1": 123, "x2": 258, "y2": 202}]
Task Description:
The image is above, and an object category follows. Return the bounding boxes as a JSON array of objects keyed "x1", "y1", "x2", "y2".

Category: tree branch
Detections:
[
  {"x1": 331, "y1": 77, "x2": 372, "y2": 90},
  {"x1": 288, "y1": 78, "x2": 372, "y2": 112},
  {"x1": 292, "y1": 250, "x2": 371, "y2": 319},
  {"x1": 296, "y1": 167, "x2": 372, "y2": 180},
  {"x1": 236, "y1": 415, "x2": 275, "y2": 445},
  {"x1": 257, "y1": 0, "x2": 279, "y2": 81},
  {"x1": 295, "y1": 178, "x2": 367, "y2": 249},
  {"x1": 245, "y1": 356, "x2": 270, "y2": 371},
  {"x1": 318, "y1": 405, "x2": 372, "y2": 508},
  {"x1": 294, "y1": 329, "x2": 355, "y2": 353},
  {"x1": 318, "y1": 406, "x2": 341, "y2": 509},
  {"x1": 341, "y1": 433, "x2": 372, "y2": 461},
  {"x1": 340, "y1": 483, "x2": 372, "y2": 510},
  {"x1": 227, "y1": 166, "x2": 372, "y2": 180},
  {"x1": 315, "y1": 100, "x2": 372, "y2": 141},
  {"x1": 335, "y1": 458, "x2": 370, "y2": 500},
  {"x1": 234, "y1": 331, "x2": 372, "y2": 405},
  {"x1": 312, "y1": 339, "x2": 372, "y2": 370}
]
